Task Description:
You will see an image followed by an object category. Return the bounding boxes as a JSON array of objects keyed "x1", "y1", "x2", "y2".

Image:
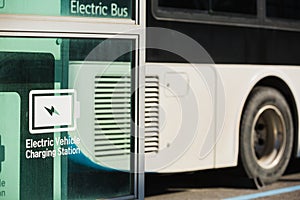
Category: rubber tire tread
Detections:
[{"x1": 240, "y1": 86, "x2": 293, "y2": 185}]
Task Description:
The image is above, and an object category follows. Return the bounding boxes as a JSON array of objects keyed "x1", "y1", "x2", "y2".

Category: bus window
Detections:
[
  {"x1": 158, "y1": 0, "x2": 209, "y2": 11},
  {"x1": 267, "y1": 0, "x2": 300, "y2": 20},
  {"x1": 158, "y1": 0, "x2": 257, "y2": 15},
  {"x1": 211, "y1": 0, "x2": 257, "y2": 15}
]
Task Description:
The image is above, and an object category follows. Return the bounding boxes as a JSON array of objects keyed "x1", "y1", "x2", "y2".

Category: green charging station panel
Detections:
[
  {"x1": 0, "y1": 0, "x2": 141, "y2": 199},
  {"x1": 0, "y1": 92, "x2": 20, "y2": 199},
  {"x1": 0, "y1": 37, "x2": 137, "y2": 200}
]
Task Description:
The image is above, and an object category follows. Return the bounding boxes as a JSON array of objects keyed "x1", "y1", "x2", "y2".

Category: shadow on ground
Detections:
[{"x1": 145, "y1": 158, "x2": 300, "y2": 197}]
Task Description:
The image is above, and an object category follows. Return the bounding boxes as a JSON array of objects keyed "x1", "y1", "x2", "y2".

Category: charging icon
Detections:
[
  {"x1": 0, "y1": 136, "x2": 4, "y2": 172},
  {"x1": 29, "y1": 89, "x2": 80, "y2": 134}
]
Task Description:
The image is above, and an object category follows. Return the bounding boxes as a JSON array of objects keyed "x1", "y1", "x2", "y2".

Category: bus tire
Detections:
[{"x1": 240, "y1": 86, "x2": 293, "y2": 186}]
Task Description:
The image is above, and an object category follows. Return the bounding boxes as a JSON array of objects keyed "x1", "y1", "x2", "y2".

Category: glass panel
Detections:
[
  {"x1": 0, "y1": 0, "x2": 133, "y2": 19},
  {"x1": 0, "y1": 37, "x2": 135, "y2": 199},
  {"x1": 212, "y1": 0, "x2": 257, "y2": 15},
  {"x1": 158, "y1": 0, "x2": 257, "y2": 15},
  {"x1": 267, "y1": 0, "x2": 300, "y2": 20},
  {"x1": 158, "y1": 0, "x2": 209, "y2": 10}
]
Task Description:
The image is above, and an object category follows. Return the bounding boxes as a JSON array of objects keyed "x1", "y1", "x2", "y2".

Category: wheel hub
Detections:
[{"x1": 252, "y1": 105, "x2": 286, "y2": 169}]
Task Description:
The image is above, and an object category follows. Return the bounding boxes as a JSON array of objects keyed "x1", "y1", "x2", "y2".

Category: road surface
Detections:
[{"x1": 145, "y1": 159, "x2": 300, "y2": 200}]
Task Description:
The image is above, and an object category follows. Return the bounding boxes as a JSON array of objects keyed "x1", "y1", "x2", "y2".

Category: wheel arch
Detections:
[{"x1": 240, "y1": 76, "x2": 299, "y2": 158}]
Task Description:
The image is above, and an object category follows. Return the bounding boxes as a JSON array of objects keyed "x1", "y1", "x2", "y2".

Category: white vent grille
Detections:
[
  {"x1": 145, "y1": 76, "x2": 159, "y2": 154},
  {"x1": 94, "y1": 75, "x2": 131, "y2": 158}
]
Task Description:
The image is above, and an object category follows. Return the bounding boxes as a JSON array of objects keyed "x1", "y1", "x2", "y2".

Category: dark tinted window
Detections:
[
  {"x1": 158, "y1": 0, "x2": 209, "y2": 10},
  {"x1": 212, "y1": 0, "x2": 257, "y2": 15},
  {"x1": 267, "y1": 0, "x2": 300, "y2": 20},
  {"x1": 158, "y1": 0, "x2": 257, "y2": 15}
]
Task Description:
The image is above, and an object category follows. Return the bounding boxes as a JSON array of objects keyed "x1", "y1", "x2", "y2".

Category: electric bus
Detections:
[{"x1": 144, "y1": 0, "x2": 300, "y2": 188}]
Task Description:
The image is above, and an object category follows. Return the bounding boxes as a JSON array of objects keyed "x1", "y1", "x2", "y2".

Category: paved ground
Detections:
[{"x1": 145, "y1": 159, "x2": 300, "y2": 200}]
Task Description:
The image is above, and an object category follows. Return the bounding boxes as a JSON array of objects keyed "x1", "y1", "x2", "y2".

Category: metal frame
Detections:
[{"x1": 152, "y1": 0, "x2": 300, "y2": 32}]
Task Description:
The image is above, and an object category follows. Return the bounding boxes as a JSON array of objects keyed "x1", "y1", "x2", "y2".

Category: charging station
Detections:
[{"x1": 0, "y1": 0, "x2": 145, "y2": 199}]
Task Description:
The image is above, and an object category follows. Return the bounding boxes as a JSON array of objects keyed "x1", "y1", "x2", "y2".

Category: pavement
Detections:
[{"x1": 145, "y1": 159, "x2": 300, "y2": 200}]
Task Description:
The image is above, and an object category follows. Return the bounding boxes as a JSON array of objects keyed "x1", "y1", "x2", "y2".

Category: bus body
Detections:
[
  {"x1": 144, "y1": 0, "x2": 300, "y2": 186},
  {"x1": 145, "y1": 64, "x2": 300, "y2": 170}
]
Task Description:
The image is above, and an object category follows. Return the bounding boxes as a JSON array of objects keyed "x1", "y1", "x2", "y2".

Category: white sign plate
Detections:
[{"x1": 29, "y1": 89, "x2": 80, "y2": 134}]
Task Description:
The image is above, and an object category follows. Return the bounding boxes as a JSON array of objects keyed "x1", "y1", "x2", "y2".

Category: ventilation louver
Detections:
[
  {"x1": 145, "y1": 76, "x2": 159, "y2": 154},
  {"x1": 94, "y1": 75, "x2": 131, "y2": 158}
]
